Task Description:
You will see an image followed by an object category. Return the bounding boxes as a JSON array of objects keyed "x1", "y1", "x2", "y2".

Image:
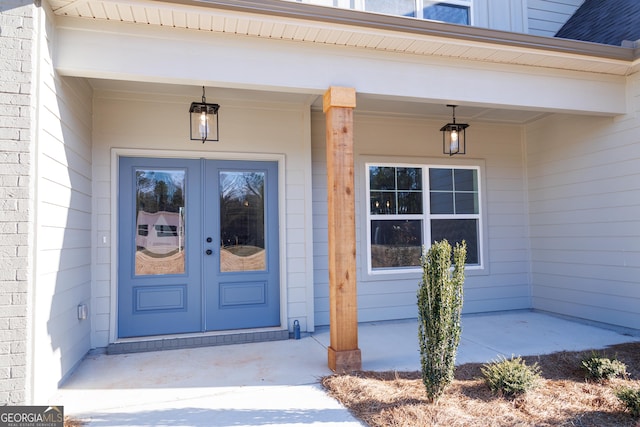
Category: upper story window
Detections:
[
  {"x1": 422, "y1": 2, "x2": 470, "y2": 25},
  {"x1": 291, "y1": 1, "x2": 472, "y2": 25}
]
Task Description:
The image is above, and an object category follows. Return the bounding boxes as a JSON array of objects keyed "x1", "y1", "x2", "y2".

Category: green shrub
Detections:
[
  {"x1": 417, "y1": 240, "x2": 466, "y2": 402},
  {"x1": 481, "y1": 355, "x2": 541, "y2": 398},
  {"x1": 615, "y1": 386, "x2": 640, "y2": 418},
  {"x1": 581, "y1": 353, "x2": 627, "y2": 381}
]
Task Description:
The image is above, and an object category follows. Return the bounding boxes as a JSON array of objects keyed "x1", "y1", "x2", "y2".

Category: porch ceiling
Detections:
[{"x1": 50, "y1": 0, "x2": 639, "y2": 77}]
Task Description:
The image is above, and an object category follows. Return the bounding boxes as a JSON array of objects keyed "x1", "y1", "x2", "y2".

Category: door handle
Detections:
[{"x1": 205, "y1": 249, "x2": 213, "y2": 255}]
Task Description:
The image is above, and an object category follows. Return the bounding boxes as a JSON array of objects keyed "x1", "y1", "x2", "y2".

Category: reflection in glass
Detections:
[
  {"x1": 364, "y1": 0, "x2": 416, "y2": 17},
  {"x1": 135, "y1": 169, "x2": 186, "y2": 275},
  {"x1": 454, "y1": 169, "x2": 477, "y2": 192},
  {"x1": 423, "y1": 3, "x2": 469, "y2": 25},
  {"x1": 429, "y1": 168, "x2": 479, "y2": 215},
  {"x1": 429, "y1": 168, "x2": 453, "y2": 191},
  {"x1": 369, "y1": 166, "x2": 396, "y2": 190},
  {"x1": 430, "y1": 192, "x2": 454, "y2": 214},
  {"x1": 397, "y1": 167, "x2": 422, "y2": 190},
  {"x1": 431, "y1": 219, "x2": 479, "y2": 264},
  {"x1": 370, "y1": 220, "x2": 423, "y2": 268},
  {"x1": 220, "y1": 171, "x2": 266, "y2": 272},
  {"x1": 455, "y1": 192, "x2": 478, "y2": 214},
  {"x1": 370, "y1": 166, "x2": 423, "y2": 215},
  {"x1": 370, "y1": 191, "x2": 396, "y2": 214}
]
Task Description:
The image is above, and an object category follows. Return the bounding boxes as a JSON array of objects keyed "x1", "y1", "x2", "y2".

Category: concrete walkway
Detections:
[{"x1": 50, "y1": 311, "x2": 639, "y2": 427}]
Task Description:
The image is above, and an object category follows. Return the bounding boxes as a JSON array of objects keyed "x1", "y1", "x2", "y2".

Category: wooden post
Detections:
[{"x1": 323, "y1": 86, "x2": 361, "y2": 372}]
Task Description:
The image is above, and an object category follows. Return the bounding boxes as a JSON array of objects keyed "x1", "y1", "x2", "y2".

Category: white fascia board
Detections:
[{"x1": 54, "y1": 17, "x2": 627, "y2": 115}]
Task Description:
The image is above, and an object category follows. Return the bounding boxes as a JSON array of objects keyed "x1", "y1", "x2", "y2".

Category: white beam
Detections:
[{"x1": 54, "y1": 18, "x2": 627, "y2": 115}]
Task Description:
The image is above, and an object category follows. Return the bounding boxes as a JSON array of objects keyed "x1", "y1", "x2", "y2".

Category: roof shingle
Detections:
[{"x1": 555, "y1": 0, "x2": 640, "y2": 46}]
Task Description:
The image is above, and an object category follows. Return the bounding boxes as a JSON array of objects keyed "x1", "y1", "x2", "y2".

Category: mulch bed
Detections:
[{"x1": 322, "y1": 341, "x2": 640, "y2": 427}]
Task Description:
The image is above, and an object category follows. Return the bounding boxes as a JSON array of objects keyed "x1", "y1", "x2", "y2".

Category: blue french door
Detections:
[{"x1": 118, "y1": 157, "x2": 280, "y2": 338}]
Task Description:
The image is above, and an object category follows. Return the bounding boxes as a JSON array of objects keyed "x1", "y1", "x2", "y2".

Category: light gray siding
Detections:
[
  {"x1": 31, "y1": 3, "x2": 93, "y2": 403},
  {"x1": 0, "y1": 0, "x2": 35, "y2": 406},
  {"x1": 480, "y1": 0, "x2": 527, "y2": 33},
  {"x1": 313, "y1": 111, "x2": 531, "y2": 326},
  {"x1": 527, "y1": 0, "x2": 584, "y2": 37},
  {"x1": 526, "y1": 73, "x2": 640, "y2": 330}
]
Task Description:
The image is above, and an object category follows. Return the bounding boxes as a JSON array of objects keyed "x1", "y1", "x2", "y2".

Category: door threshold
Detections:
[{"x1": 107, "y1": 327, "x2": 289, "y2": 355}]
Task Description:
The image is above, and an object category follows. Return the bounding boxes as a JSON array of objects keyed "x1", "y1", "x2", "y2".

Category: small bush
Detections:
[
  {"x1": 615, "y1": 386, "x2": 640, "y2": 418},
  {"x1": 417, "y1": 240, "x2": 466, "y2": 402},
  {"x1": 581, "y1": 353, "x2": 627, "y2": 381},
  {"x1": 481, "y1": 355, "x2": 541, "y2": 398}
]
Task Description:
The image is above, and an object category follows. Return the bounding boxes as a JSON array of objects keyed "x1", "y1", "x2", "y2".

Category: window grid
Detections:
[
  {"x1": 429, "y1": 168, "x2": 479, "y2": 216},
  {"x1": 367, "y1": 163, "x2": 482, "y2": 274}
]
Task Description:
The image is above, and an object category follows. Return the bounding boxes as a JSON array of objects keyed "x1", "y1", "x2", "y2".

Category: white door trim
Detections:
[{"x1": 109, "y1": 148, "x2": 288, "y2": 343}]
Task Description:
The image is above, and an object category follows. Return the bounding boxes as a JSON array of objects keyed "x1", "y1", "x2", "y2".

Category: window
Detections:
[
  {"x1": 364, "y1": 0, "x2": 416, "y2": 18},
  {"x1": 292, "y1": 1, "x2": 472, "y2": 25},
  {"x1": 367, "y1": 163, "x2": 482, "y2": 273},
  {"x1": 155, "y1": 225, "x2": 179, "y2": 237},
  {"x1": 429, "y1": 168, "x2": 479, "y2": 264},
  {"x1": 423, "y1": 2, "x2": 470, "y2": 25}
]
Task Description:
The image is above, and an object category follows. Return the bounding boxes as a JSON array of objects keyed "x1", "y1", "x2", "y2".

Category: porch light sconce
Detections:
[
  {"x1": 77, "y1": 304, "x2": 88, "y2": 321},
  {"x1": 440, "y1": 104, "x2": 469, "y2": 156},
  {"x1": 189, "y1": 86, "x2": 220, "y2": 143}
]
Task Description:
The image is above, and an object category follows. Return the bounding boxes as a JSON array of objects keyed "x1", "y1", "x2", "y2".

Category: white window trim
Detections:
[{"x1": 363, "y1": 159, "x2": 486, "y2": 278}]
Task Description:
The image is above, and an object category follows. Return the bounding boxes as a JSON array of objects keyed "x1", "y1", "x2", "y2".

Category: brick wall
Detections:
[{"x1": 0, "y1": 0, "x2": 36, "y2": 405}]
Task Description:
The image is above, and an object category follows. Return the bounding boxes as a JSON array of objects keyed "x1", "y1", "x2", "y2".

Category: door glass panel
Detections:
[
  {"x1": 135, "y1": 169, "x2": 186, "y2": 275},
  {"x1": 219, "y1": 171, "x2": 266, "y2": 272}
]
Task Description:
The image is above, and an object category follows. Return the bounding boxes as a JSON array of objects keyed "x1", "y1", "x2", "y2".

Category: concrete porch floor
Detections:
[{"x1": 49, "y1": 311, "x2": 639, "y2": 427}]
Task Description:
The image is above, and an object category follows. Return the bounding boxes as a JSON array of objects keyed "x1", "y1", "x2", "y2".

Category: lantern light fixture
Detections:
[
  {"x1": 440, "y1": 104, "x2": 469, "y2": 156},
  {"x1": 189, "y1": 86, "x2": 220, "y2": 143}
]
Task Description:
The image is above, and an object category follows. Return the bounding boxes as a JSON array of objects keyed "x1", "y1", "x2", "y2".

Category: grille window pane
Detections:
[
  {"x1": 397, "y1": 167, "x2": 422, "y2": 190},
  {"x1": 423, "y1": 3, "x2": 470, "y2": 25},
  {"x1": 369, "y1": 166, "x2": 423, "y2": 215},
  {"x1": 431, "y1": 219, "x2": 479, "y2": 264},
  {"x1": 368, "y1": 164, "x2": 481, "y2": 271},
  {"x1": 371, "y1": 220, "x2": 423, "y2": 268},
  {"x1": 455, "y1": 192, "x2": 478, "y2": 214},
  {"x1": 370, "y1": 166, "x2": 396, "y2": 190},
  {"x1": 429, "y1": 168, "x2": 453, "y2": 191},
  {"x1": 364, "y1": 0, "x2": 416, "y2": 17},
  {"x1": 430, "y1": 192, "x2": 454, "y2": 214},
  {"x1": 454, "y1": 168, "x2": 477, "y2": 191}
]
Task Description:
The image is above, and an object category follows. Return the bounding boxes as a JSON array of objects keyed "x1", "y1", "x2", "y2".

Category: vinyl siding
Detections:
[
  {"x1": 525, "y1": 73, "x2": 640, "y2": 330},
  {"x1": 313, "y1": 111, "x2": 531, "y2": 326},
  {"x1": 482, "y1": 0, "x2": 527, "y2": 33},
  {"x1": 527, "y1": 0, "x2": 584, "y2": 37},
  {"x1": 31, "y1": 3, "x2": 93, "y2": 403}
]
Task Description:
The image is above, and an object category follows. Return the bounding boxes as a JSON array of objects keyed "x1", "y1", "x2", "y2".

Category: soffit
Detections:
[{"x1": 50, "y1": 0, "x2": 638, "y2": 77}]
